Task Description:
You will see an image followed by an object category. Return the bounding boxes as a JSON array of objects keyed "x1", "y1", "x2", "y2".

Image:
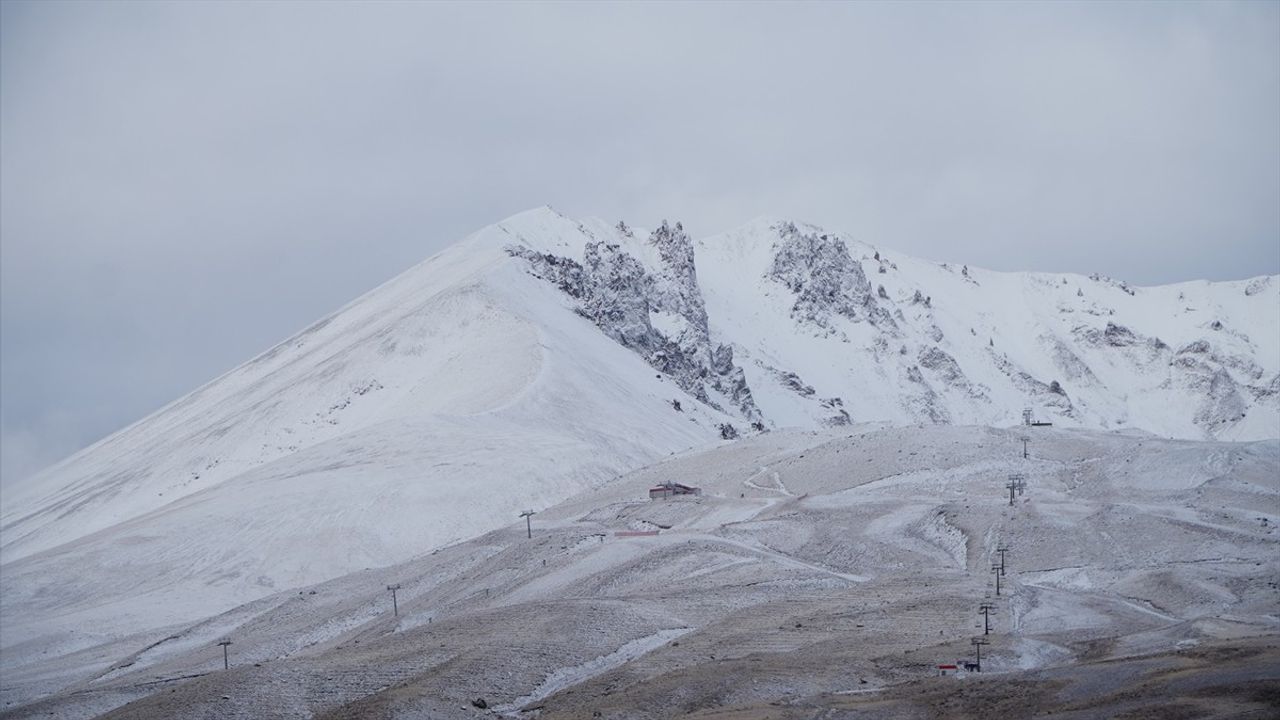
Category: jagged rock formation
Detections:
[
  {"x1": 507, "y1": 211, "x2": 1276, "y2": 439},
  {"x1": 766, "y1": 221, "x2": 895, "y2": 333},
  {"x1": 507, "y1": 221, "x2": 760, "y2": 420}
]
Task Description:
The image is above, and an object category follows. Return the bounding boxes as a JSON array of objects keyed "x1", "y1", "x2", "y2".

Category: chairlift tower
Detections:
[
  {"x1": 520, "y1": 510, "x2": 536, "y2": 539},
  {"x1": 217, "y1": 639, "x2": 232, "y2": 670},
  {"x1": 1006, "y1": 473, "x2": 1026, "y2": 505},
  {"x1": 387, "y1": 584, "x2": 402, "y2": 616},
  {"x1": 979, "y1": 602, "x2": 996, "y2": 635},
  {"x1": 971, "y1": 637, "x2": 990, "y2": 671}
]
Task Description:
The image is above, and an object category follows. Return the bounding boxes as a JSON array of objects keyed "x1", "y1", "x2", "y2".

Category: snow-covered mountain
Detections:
[
  {"x1": 509, "y1": 210, "x2": 1277, "y2": 439},
  {"x1": 2, "y1": 206, "x2": 1276, "y2": 659}
]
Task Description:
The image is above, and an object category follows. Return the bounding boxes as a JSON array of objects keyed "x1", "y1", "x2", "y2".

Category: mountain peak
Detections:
[{"x1": 3, "y1": 207, "x2": 1275, "y2": 660}]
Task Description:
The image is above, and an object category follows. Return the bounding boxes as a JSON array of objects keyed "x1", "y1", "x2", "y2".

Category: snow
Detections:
[
  {"x1": 1, "y1": 210, "x2": 748, "y2": 663},
  {"x1": 493, "y1": 627, "x2": 692, "y2": 715},
  {"x1": 690, "y1": 218, "x2": 1279, "y2": 438},
  {"x1": 3, "y1": 424, "x2": 1274, "y2": 718},
  {"x1": 1, "y1": 206, "x2": 1276, "y2": 701}
]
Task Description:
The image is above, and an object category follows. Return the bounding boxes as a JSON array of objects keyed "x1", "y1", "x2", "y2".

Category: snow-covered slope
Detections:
[
  {"x1": 512, "y1": 213, "x2": 1279, "y2": 440},
  {"x1": 0, "y1": 210, "x2": 744, "y2": 647},
  {"x1": 3, "y1": 425, "x2": 1276, "y2": 719},
  {"x1": 2, "y1": 207, "x2": 1276, "y2": 663}
]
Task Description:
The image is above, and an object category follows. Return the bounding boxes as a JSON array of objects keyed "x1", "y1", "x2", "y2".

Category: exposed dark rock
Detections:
[
  {"x1": 777, "y1": 371, "x2": 816, "y2": 397},
  {"x1": 507, "y1": 225, "x2": 761, "y2": 423},
  {"x1": 1103, "y1": 322, "x2": 1138, "y2": 347},
  {"x1": 504, "y1": 246, "x2": 584, "y2": 298},
  {"x1": 767, "y1": 222, "x2": 894, "y2": 331},
  {"x1": 990, "y1": 350, "x2": 1077, "y2": 419},
  {"x1": 918, "y1": 347, "x2": 965, "y2": 385},
  {"x1": 903, "y1": 365, "x2": 951, "y2": 424},
  {"x1": 822, "y1": 410, "x2": 851, "y2": 427},
  {"x1": 510, "y1": 218, "x2": 1268, "y2": 440},
  {"x1": 1245, "y1": 276, "x2": 1272, "y2": 296},
  {"x1": 1195, "y1": 369, "x2": 1246, "y2": 429}
]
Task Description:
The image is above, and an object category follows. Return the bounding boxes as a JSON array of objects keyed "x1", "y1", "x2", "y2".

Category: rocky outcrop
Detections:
[
  {"x1": 504, "y1": 247, "x2": 585, "y2": 298},
  {"x1": 767, "y1": 222, "x2": 894, "y2": 333},
  {"x1": 508, "y1": 213, "x2": 1275, "y2": 440},
  {"x1": 989, "y1": 350, "x2": 1077, "y2": 419},
  {"x1": 648, "y1": 221, "x2": 708, "y2": 335},
  {"x1": 904, "y1": 364, "x2": 951, "y2": 424},
  {"x1": 1168, "y1": 339, "x2": 1270, "y2": 434},
  {"x1": 1043, "y1": 335, "x2": 1101, "y2": 385},
  {"x1": 917, "y1": 346, "x2": 989, "y2": 402},
  {"x1": 1194, "y1": 368, "x2": 1248, "y2": 430},
  {"x1": 507, "y1": 223, "x2": 761, "y2": 422},
  {"x1": 820, "y1": 396, "x2": 851, "y2": 426},
  {"x1": 918, "y1": 346, "x2": 965, "y2": 385},
  {"x1": 580, "y1": 241, "x2": 655, "y2": 349}
]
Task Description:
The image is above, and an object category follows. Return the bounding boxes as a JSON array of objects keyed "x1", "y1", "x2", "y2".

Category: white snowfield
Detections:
[
  {"x1": 0, "y1": 426, "x2": 1276, "y2": 719},
  {"x1": 0, "y1": 207, "x2": 1276, "y2": 699}
]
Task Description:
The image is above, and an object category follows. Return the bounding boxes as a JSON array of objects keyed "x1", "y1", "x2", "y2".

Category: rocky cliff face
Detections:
[
  {"x1": 508, "y1": 212, "x2": 1278, "y2": 440},
  {"x1": 508, "y1": 221, "x2": 761, "y2": 423},
  {"x1": 767, "y1": 221, "x2": 894, "y2": 334}
]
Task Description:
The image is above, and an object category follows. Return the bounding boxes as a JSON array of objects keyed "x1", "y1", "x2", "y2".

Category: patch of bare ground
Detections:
[{"x1": 654, "y1": 637, "x2": 1280, "y2": 720}]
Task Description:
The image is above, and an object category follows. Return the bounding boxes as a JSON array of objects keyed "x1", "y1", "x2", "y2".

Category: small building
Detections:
[
  {"x1": 1024, "y1": 407, "x2": 1053, "y2": 427},
  {"x1": 937, "y1": 664, "x2": 959, "y2": 676},
  {"x1": 649, "y1": 482, "x2": 701, "y2": 500}
]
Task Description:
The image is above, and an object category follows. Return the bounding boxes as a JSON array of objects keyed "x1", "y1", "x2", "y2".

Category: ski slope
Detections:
[
  {"x1": 1, "y1": 207, "x2": 1276, "y2": 678},
  {"x1": 2, "y1": 425, "x2": 1275, "y2": 718}
]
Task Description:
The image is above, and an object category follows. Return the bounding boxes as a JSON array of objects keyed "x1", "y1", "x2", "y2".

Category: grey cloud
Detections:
[{"x1": 2, "y1": 0, "x2": 1277, "y2": 483}]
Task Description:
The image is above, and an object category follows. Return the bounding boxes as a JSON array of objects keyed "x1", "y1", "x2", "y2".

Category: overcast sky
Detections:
[{"x1": 2, "y1": 1, "x2": 1277, "y2": 484}]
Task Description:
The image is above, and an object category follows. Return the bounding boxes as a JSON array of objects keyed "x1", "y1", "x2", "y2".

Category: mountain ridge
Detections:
[
  {"x1": 502, "y1": 206, "x2": 1277, "y2": 437},
  {"x1": 1, "y1": 206, "x2": 1275, "y2": 660}
]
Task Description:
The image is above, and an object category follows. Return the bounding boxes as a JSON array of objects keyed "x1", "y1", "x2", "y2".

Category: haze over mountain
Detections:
[{"x1": 2, "y1": 207, "x2": 1276, "y2": 669}]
